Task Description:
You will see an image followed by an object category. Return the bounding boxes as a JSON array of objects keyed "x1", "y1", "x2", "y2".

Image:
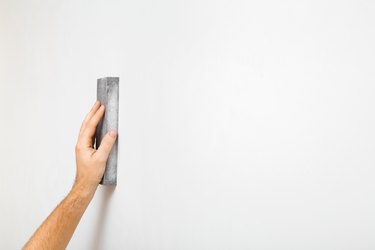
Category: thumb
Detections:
[{"x1": 96, "y1": 130, "x2": 117, "y2": 160}]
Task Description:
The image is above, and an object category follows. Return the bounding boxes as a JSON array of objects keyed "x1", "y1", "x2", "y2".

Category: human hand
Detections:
[{"x1": 74, "y1": 101, "x2": 117, "y2": 193}]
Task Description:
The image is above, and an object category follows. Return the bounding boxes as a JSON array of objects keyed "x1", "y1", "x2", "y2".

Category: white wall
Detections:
[{"x1": 1, "y1": 0, "x2": 375, "y2": 249}]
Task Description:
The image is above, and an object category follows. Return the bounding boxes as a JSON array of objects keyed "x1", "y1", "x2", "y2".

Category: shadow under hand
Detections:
[{"x1": 91, "y1": 185, "x2": 115, "y2": 250}]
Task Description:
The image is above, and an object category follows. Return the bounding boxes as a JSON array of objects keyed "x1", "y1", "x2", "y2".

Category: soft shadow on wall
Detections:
[{"x1": 91, "y1": 186, "x2": 115, "y2": 250}]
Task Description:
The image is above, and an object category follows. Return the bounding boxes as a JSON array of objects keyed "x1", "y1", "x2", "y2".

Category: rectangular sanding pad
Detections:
[{"x1": 95, "y1": 77, "x2": 119, "y2": 185}]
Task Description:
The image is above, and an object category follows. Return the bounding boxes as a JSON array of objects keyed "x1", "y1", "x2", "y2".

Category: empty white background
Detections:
[{"x1": 1, "y1": 0, "x2": 374, "y2": 249}]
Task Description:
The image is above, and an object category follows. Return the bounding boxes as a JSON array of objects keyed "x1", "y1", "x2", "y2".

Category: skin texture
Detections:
[{"x1": 23, "y1": 101, "x2": 117, "y2": 250}]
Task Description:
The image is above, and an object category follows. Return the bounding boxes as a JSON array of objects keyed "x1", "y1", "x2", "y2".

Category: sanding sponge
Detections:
[{"x1": 95, "y1": 77, "x2": 119, "y2": 185}]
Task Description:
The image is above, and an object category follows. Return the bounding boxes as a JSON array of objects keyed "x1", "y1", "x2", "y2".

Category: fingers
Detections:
[
  {"x1": 96, "y1": 130, "x2": 118, "y2": 161},
  {"x1": 80, "y1": 104, "x2": 105, "y2": 147},
  {"x1": 79, "y1": 101, "x2": 101, "y2": 136}
]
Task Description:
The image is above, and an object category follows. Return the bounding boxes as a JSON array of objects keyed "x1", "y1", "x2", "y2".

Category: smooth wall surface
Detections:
[{"x1": 1, "y1": 0, "x2": 375, "y2": 249}]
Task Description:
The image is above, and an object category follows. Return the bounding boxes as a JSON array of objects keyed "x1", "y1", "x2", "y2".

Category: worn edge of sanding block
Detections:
[{"x1": 95, "y1": 77, "x2": 119, "y2": 185}]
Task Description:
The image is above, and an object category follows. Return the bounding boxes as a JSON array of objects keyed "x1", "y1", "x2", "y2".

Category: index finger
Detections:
[
  {"x1": 79, "y1": 105, "x2": 105, "y2": 148},
  {"x1": 79, "y1": 100, "x2": 101, "y2": 136}
]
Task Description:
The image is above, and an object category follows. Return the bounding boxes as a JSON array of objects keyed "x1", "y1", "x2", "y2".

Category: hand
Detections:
[
  {"x1": 23, "y1": 101, "x2": 118, "y2": 250},
  {"x1": 74, "y1": 101, "x2": 117, "y2": 193}
]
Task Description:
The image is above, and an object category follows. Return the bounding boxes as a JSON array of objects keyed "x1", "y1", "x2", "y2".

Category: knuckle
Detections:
[
  {"x1": 101, "y1": 140, "x2": 109, "y2": 147},
  {"x1": 86, "y1": 120, "x2": 94, "y2": 128},
  {"x1": 100, "y1": 143, "x2": 111, "y2": 153},
  {"x1": 88, "y1": 119, "x2": 97, "y2": 129},
  {"x1": 97, "y1": 154, "x2": 107, "y2": 163},
  {"x1": 75, "y1": 144, "x2": 83, "y2": 152}
]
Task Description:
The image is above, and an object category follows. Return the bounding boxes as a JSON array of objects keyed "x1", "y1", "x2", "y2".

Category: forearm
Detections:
[
  {"x1": 23, "y1": 183, "x2": 96, "y2": 250},
  {"x1": 23, "y1": 101, "x2": 117, "y2": 249}
]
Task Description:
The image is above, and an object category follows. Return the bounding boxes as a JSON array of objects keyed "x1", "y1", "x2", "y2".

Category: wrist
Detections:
[{"x1": 71, "y1": 181, "x2": 97, "y2": 200}]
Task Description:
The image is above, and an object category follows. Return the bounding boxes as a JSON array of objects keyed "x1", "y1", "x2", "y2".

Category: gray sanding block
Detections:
[{"x1": 95, "y1": 77, "x2": 119, "y2": 185}]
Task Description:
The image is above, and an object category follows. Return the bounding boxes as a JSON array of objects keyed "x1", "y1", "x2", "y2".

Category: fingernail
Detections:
[{"x1": 109, "y1": 130, "x2": 117, "y2": 138}]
